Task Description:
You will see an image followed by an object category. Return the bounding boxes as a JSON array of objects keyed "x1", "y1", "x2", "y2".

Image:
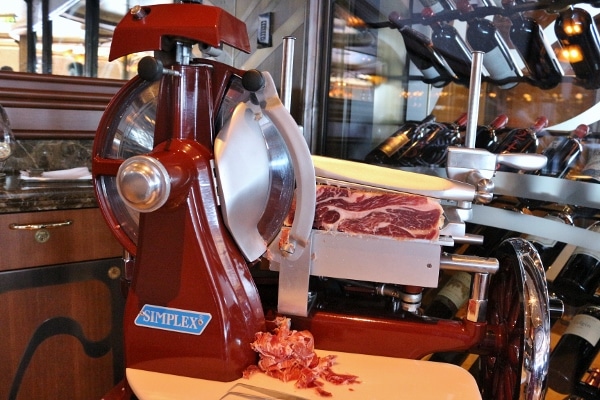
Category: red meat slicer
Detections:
[{"x1": 94, "y1": 3, "x2": 552, "y2": 399}]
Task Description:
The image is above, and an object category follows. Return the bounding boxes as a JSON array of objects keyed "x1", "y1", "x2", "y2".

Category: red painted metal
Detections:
[
  {"x1": 101, "y1": 380, "x2": 134, "y2": 400},
  {"x1": 109, "y1": 4, "x2": 251, "y2": 61},
  {"x1": 123, "y1": 138, "x2": 264, "y2": 381},
  {"x1": 291, "y1": 311, "x2": 488, "y2": 359},
  {"x1": 94, "y1": 52, "x2": 265, "y2": 382}
]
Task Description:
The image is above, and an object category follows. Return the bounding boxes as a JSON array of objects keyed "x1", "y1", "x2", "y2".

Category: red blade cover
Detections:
[{"x1": 109, "y1": 3, "x2": 251, "y2": 61}]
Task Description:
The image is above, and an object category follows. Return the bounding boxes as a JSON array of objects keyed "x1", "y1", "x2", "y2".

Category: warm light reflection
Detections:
[
  {"x1": 329, "y1": 75, "x2": 374, "y2": 100},
  {"x1": 559, "y1": 46, "x2": 584, "y2": 63},
  {"x1": 346, "y1": 15, "x2": 366, "y2": 28},
  {"x1": 563, "y1": 22, "x2": 583, "y2": 36},
  {"x1": 356, "y1": 74, "x2": 387, "y2": 85},
  {"x1": 400, "y1": 90, "x2": 427, "y2": 99}
]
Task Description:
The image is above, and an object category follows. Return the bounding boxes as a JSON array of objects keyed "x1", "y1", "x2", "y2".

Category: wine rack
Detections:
[
  {"x1": 361, "y1": 0, "x2": 600, "y2": 89},
  {"x1": 371, "y1": 0, "x2": 591, "y2": 27}
]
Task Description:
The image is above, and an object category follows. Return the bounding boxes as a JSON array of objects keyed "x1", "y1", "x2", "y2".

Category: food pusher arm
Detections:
[{"x1": 446, "y1": 51, "x2": 547, "y2": 211}]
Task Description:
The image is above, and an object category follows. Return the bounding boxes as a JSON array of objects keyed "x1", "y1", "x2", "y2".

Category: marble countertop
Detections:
[{"x1": 0, "y1": 173, "x2": 98, "y2": 214}]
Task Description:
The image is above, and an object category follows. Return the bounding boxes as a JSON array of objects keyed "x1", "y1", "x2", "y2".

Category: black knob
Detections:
[
  {"x1": 137, "y1": 56, "x2": 165, "y2": 82},
  {"x1": 242, "y1": 69, "x2": 265, "y2": 92}
]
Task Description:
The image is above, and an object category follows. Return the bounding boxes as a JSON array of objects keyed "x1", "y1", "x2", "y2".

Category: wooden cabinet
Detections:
[
  {"x1": 1, "y1": 208, "x2": 123, "y2": 271},
  {"x1": 0, "y1": 207, "x2": 125, "y2": 400}
]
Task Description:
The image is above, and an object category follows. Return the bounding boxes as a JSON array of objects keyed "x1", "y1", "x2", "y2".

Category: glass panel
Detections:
[
  {"x1": 0, "y1": 0, "x2": 170, "y2": 79},
  {"x1": 322, "y1": 0, "x2": 600, "y2": 163},
  {"x1": 325, "y1": 0, "x2": 412, "y2": 161}
]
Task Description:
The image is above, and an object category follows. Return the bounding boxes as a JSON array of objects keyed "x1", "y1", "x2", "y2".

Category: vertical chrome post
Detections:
[
  {"x1": 464, "y1": 51, "x2": 484, "y2": 149},
  {"x1": 176, "y1": 42, "x2": 191, "y2": 66},
  {"x1": 281, "y1": 36, "x2": 296, "y2": 111}
]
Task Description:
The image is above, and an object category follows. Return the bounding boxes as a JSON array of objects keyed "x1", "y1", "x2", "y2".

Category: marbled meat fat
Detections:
[{"x1": 312, "y1": 185, "x2": 443, "y2": 240}]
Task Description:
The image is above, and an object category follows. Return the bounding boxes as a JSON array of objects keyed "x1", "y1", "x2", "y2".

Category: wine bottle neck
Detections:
[{"x1": 488, "y1": 114, "x2": 509, "y2": 130}]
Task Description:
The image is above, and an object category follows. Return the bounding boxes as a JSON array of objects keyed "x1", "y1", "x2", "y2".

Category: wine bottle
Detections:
[
  {"x1": 403, "y1": 113, "x2": 467, "y2": 166},
  {"x1": 579, "y1": 134, "x2": 600, "y2": 182},
  {"x1": 423, "y1": 8, "x2": 482, "y2": 87},
  {"x1": 428, "y1": 112, "x2": 468, "y2": 166},
  {"x1": 393, "y1": 120, "x2": 444, "y2": 166},
  {"x1": 492, "y1": 116, "x2": 548, "y2": 171},
  {"x1": 551, "y1": 221, "x2": 600, "y2": 307},
  {"x1": 425, "y1": 271, "x2": 472, "y2": 319},
  {"x1": 388, "y1": 11, "x2": 456, "y2": 87},
  {"x1": 521, "y1": 207, "x2": 574, "y2": 270},
  {"x1": 364, "y1": 115, "x2": 436, "y2": 164},
  {"x1": 554, "y1": 6, "x2": 600, "y2": 90},
  {"x1": 570, "y1": 368, "x2": 600, "y2": 400},
  {"x1": 548, "y1": 305, "x2": 600, "y2": 394},
  {"x1": 447, "y1": 112, "x2": 468, "y2": 140},
  {"x1": 474, "y1": 114, "x2": 509, "y2": 150},
  {"x1": 538, "y1": 124, "x2": 587, "y2": 178},
  {"x1": 457, "y1": 0, "x2": 523, "y2": 89},
  {"x1": 503, "y1": 0, "x2": 563, "y2": 89}
]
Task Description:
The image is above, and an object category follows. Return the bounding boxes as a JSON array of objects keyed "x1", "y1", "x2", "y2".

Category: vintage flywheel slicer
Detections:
[{"x1": 93, "y1": 3, "x2": 553, "y2": 399}]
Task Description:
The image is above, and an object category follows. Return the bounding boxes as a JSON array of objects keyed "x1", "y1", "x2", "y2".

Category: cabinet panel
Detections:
[
  {"x1": 0, "y1": 208, "x2": 123, "y2": 271},
  {"x1": 0, "y1": 259, "x2": 124, "y2": 400}
]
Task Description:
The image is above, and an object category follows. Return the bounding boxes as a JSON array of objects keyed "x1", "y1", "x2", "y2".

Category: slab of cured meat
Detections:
[{"x1": 284, "y1": 184, "x2": 444, "y2": 241}]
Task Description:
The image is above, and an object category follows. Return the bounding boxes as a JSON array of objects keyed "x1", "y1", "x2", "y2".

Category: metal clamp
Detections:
[{"x1": 447, "y1": 148, "x2": 547, "y2": 200}]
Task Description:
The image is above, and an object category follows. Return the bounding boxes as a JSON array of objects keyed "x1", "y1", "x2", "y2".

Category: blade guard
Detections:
[
  {"x1": 214, "y1": 72, "x2": 314, "y2": 262},
  {"x1": 214, "y1": 101, "x2": 285, "y2": 262},
  {"x1": 252, "y1": 73, "x2": 316, "y2": 261},
  {"x1": 109, "y1": 3, "x2": 251, "y2": 61}
]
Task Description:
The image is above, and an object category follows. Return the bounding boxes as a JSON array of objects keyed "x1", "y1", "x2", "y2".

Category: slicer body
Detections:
[
  {"x1": 120, "y1": 133, "x2": 265, "y2": 381},
  {"x1": 94, "y1": 3, "x2": 552, "y2": 399},
  {"x1": 93, "y1": 8, "x2": 267, "y2": 382}
]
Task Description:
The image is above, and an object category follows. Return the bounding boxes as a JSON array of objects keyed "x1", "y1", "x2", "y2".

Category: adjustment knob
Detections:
[
  {"x1": 116, "y1": 155, "x2": 171, "y2": 212},
  {"x1": 242, "y1": 69, "x2": 265, "y2": 92},
  {"x1": 137, "y1": 56, "x2": 179, "y2": 82}
]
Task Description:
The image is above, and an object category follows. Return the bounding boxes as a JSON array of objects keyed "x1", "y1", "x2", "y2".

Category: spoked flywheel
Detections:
[
  {"x1": 92, "y1": 77, "x2": 159, "y2": 256},
  {"x1": 92, "y1": 68, "x2": 295, "y2": 260},
  {"x1": 480, "y1": 237, "x2": 551, "y2": 400}
]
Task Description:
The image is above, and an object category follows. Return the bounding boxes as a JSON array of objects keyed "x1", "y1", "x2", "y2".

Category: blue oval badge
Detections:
[{"x1": 135, "y1": 304, "x2": 212, "y2": 335}]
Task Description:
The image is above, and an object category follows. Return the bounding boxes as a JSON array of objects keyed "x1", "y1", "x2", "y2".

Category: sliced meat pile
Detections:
[{"x1": 244, "y1": 316, "x2": 359, "y2": 397}]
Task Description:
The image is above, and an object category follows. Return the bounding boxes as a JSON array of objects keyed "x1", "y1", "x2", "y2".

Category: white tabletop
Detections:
[{"x1": 127, "y1": 349, "x2": 482, "y2": 400}]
